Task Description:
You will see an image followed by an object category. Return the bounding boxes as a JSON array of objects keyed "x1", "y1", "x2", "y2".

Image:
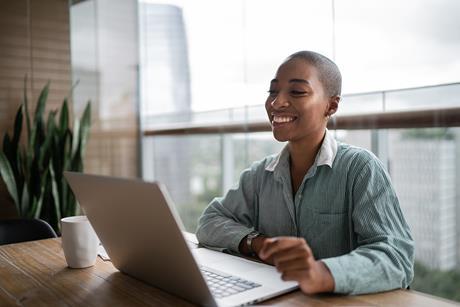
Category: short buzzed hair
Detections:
[{"x1": 285, "y1": 51, "x2": 342, "y2": 97}]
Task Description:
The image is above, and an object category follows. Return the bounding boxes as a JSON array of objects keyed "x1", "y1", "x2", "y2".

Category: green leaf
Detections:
[
  {"x1": 28, "y1": 196, "x2": 38, "y2": 219},
  {"x1": 35, "y1": 112, "x2": 46, "y2": 152},
  {"x1": 49, "y1": 161, "x2": 61, "y2": 225},
  {"x1": 62, "y1": 129, "x2": 71, "y2": 171},
  {"x1": 38, "y1": 114, "x2": 56, "y2": 170},
  {"x1": 71, "y1": 140, "x2": 83, "y2": 171},
  {"x1": 0, "y1": 152, "x2": 19, "y2": 213},
  {"x1": 33, "y1": 172, "x2": 47, "y2": 219},
  {"x1": 2, "y1": 134, "x2": 13, "y2": 163},
  {"x1": 47, "y1": 110, "x2": 57, "y2": 130},
  {"x1": 65, "y1": 188, "x2": 78, "y2": 217},
  {"x1": 11, "y1": 105, "x2": 24, "y2": 176},
  {"x1": 71, "y1": 118, "x2": 80, "y2": 160},
  {"x1": 34, "y1": 82, "x2": 50, "y2": 125},
  {"x1": 23, "y1": 76, "x2": 31, "y2": 140},
  {"x1": 79, "y1": 101, "x2": 91, "y2": 154},
  {"x1": 12, "y1": 105, "x2": 23, "y2": 147},
  {"x1": 59, "y1": 99, "x2": 69, "y2": 136},
  {"x1": 21, "y1": 182, "x2": 29, "y2": 216},
  {"x1": 34, "y1": 192, "x2": 45, "y2": 219},
  {"x1": 28, "y1": 121, "x2": 36, "y2": 151},
  {"x1": 60, "y1": 177, "x2": 68, "y2": 216}
]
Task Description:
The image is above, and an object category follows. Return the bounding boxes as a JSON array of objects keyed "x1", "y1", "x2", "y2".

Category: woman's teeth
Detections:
[{"x1": 273, "y1": 116, "x2": 295, "y2": 123}]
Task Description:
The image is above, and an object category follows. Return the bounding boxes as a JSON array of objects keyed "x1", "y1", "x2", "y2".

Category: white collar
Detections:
[{"x1": 265, "y1": 129, "x2": 338, "y2": 172}]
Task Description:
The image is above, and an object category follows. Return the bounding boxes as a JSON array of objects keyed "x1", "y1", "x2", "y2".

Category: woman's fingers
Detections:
[
  {"x1": 259, "y1": 237, "x2": 311, "y2": 260},
  {"x1": 280, "y1": 269, "x2": 308, "y2": 282}
]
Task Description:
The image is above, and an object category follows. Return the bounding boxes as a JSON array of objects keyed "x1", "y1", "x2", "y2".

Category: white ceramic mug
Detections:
[{"x1": 61, "y1": 215, "x2": 99, "y2": 268}]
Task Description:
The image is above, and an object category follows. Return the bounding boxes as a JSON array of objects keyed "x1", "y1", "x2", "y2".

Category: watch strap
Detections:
[{"x1": 246, "y1": 231, "x2": 260, "y2": 255}]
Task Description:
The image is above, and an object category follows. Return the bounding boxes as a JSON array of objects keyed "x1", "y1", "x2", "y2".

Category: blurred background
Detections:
[{"x1": 1, "y1": 0, "x2": 459, "y2": 301}]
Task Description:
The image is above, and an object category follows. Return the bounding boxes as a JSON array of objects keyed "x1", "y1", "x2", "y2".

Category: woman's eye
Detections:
[
  {"x1": 267, "y1": 90, "x2": 278, "y2": 96},
  {"x1": 291, "y1": 90, "x2": 307, "y2": 96}
]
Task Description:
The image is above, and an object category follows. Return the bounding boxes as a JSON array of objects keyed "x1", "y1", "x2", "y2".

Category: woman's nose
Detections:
[{"x1": 270, "y1": 91, "x2": 289, "y2": 109}]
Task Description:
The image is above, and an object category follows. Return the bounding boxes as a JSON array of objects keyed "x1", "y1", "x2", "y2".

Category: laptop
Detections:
[{"x1": 64, "y1": 172, "x2": 298, "y2": 306}]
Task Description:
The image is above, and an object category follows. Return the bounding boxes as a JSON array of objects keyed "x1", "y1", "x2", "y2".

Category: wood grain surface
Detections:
[{"x1": 0, "y1": 238, "x2": 458, "y2": 307}]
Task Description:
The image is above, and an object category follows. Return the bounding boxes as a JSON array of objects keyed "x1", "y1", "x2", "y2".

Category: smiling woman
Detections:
[
  {"x1": 265, "y1": 52, "x2": 340, "y2": 147},
  {"x1": 265, "y1": 52, "x2": 342, "y2": 195},
  {"x1": 196, "y1": 50, "x2": 415, "y2": 295}
]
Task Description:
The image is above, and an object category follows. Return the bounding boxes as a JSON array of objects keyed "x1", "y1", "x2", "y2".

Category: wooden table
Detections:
[{"x1": 0, "y1": 238, "x2": 458, "y2": 306}]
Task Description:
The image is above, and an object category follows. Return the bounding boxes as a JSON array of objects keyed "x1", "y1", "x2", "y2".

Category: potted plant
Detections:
[{"x1": 0, "y1": 81, "x2": 91, "y2": 233}]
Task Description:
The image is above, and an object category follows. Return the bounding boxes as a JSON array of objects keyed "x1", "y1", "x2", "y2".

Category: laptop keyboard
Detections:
[{"x1": 200, "y1": 267, "x2": 261, "y2": 299}]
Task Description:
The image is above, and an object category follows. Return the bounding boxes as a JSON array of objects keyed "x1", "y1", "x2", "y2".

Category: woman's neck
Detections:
[{"x1": 288, "y1": 130, "x2": 326, "y2": 176}]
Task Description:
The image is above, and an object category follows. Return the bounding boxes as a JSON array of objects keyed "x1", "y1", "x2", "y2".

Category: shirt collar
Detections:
[
  {"x1": 316, "y1": 129, "x2": 338, "y2": 168},
  {"x1": 265, "y1": 129, "x2": 338, "y2": 173}
]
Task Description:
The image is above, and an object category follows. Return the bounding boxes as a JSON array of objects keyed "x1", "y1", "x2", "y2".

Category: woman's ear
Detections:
[{"x1": 326, "y1": 95, "x2": 340, "y2": 116}]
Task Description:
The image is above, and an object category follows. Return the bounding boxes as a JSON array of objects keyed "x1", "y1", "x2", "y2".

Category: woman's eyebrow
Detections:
[
  {"x1": 270, "y1": 79, "x2": 310, "y2": 85},
  {"x1": 289, "y1": 78, "x2": 310, "y2": 85}
]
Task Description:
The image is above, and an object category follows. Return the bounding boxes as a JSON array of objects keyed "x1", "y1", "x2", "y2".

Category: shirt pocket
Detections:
[{"x1": 308, "y1": 192, "x2": 348, "y2": 214}]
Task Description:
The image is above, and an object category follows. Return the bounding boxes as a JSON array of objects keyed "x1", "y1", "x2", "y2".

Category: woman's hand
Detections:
[{"x1": 258, "y1": 236, "x2": 335, "y2": 294}]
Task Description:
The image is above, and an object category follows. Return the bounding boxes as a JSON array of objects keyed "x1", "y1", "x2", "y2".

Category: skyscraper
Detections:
[{"x1": 139, "y1": 3, "x2": 192, "y2": 207}]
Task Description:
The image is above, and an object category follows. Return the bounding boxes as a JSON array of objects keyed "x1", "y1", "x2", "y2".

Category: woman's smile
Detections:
[{"x1": 271, "y1": 113, "x2": 298, "y2": 128}]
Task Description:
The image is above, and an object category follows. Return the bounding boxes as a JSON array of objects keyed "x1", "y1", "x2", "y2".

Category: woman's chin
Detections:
[{"x1": 272, "y1": 132, "x2": 290, "y2": 143}]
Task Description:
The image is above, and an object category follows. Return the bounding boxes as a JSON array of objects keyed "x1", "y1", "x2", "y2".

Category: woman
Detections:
[{"x1": 196, "y1": 51, "x2": 414, "y2": 295}]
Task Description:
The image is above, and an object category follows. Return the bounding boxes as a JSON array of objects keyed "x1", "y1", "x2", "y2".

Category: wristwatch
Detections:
[{"x1": 246, "y1": 231, "x2": 261, "y2": 256}]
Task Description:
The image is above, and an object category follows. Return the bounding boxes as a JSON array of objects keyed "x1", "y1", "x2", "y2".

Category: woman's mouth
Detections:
[{"x1": 272, "y1": 115, "x2": 297, "y2": 126}]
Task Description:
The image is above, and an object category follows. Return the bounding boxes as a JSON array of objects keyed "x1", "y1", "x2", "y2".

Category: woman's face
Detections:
[{"x1": 265, "y1": 57, "x2": 334, "y2": 144}]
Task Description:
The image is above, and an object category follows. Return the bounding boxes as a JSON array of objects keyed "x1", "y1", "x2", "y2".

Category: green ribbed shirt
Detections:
[{"x1": 196, "y1": 130, "x2": 414, "y2": 294}]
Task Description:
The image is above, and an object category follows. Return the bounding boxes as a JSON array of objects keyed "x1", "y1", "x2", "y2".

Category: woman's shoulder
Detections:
[
  {"x1": 248, "y1": 152, "x2": 280, "y2": 172},
  {"x1": 335, "y1": 142, "x2": 382, "y2": 170},
  {"x1": 235, "y1": 153, "x2": 280, "y2": 187}
]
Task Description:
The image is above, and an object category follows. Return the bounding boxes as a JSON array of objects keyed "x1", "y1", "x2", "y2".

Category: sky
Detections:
[
  {"x1": 72, "y1": 0, "x2": 460, "y2": 114},
  {"x1": 140, "y1": 0, "x2": 460, "y2": 112}
]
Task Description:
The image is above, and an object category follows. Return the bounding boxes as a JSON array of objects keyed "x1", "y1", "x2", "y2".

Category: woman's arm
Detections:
[
  {"x1": 196, "y1": 164, "x2": 260, "y2": 253},
  {"x1": 322, "y1": 157, "x2": 415, "y2": 294}
]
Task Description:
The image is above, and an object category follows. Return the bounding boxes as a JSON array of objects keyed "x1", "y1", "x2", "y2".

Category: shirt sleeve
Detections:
[
  {"x1": 322, "y1": 156, "x2": 415, "y2": 294},
  {"x1": 195, "y1": 163, "x2": 260, "y2": 253}
]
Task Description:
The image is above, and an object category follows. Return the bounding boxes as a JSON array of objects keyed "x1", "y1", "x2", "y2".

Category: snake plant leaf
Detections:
[
  {"x1": 33, "y1": 184, "x2": 46, "y2": 219},
  {"x1": 71, "y1": 118, "x2": 80, "y2": 161},
  {"x1": 62, "y1": 129, "x2": 71, "y2": 171},
  {"x1": 0, "y1": 152, "x2": 19, "y2": 211},
  {"x1": 29, "y1": 196, "x2": 38, "y2": 219},
  {"x1": 21, "y1": 181, "x2": 29, "y2": 216},
  {"x1": 47, "y1": 110, "x2": 57, "y2": 130},
  {"x1": 35, "y1": 111, "x2": 46, "y2": 153},
  {"x1": 34, "y1": 82, "x2": 49, "y2": 125},
  {"x1": 49, "y1": 161, "x2": 61, "y2": 224},
  {"x1": 30, "y1": 84, "x2": 48, "y2": 152},
  {"x1": 29, "y1": 114, "x2": 45, "y2": 159},
  {"x1": 38, "y1": 112, "x2": 56, "y2": 170},
  {"x1": 65, "y1": 185, "x2": 78, "y2": 217},
  {"x1": 23, "y1": 77, "x2": 31, "y2": 139},
  {"x1": 28, "y1": 120, "x2": 36, "y2": 154},
  {"x1": 79, "y1": 101, "x2": 91, "y2": 153},
  {"x1": 12, "y1": 104, "x2": 23, "y2": 147},
  {"x1": 11, "y1": 105, "x2": 23, "y2": 177},
  {"x1": 32, "y1": 167, "x2": 48, "y2": 219},
  {"x1": 59, "y1": 99, "x2": 69, "y2": 136},
  {"x1": 20, "y1": 147, "x2": 30, "y2": 182},
  {"x1": 60, "y1": 176, "x2": 68, "y2": 216},
  {"x1": 2, "y1": 134, "x2": 13, "y2": 164}
]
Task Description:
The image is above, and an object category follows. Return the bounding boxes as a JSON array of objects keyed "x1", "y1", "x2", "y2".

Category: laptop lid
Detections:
[{"x1": 64, "y1": 172, "x2": 217, "y2": 306}]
